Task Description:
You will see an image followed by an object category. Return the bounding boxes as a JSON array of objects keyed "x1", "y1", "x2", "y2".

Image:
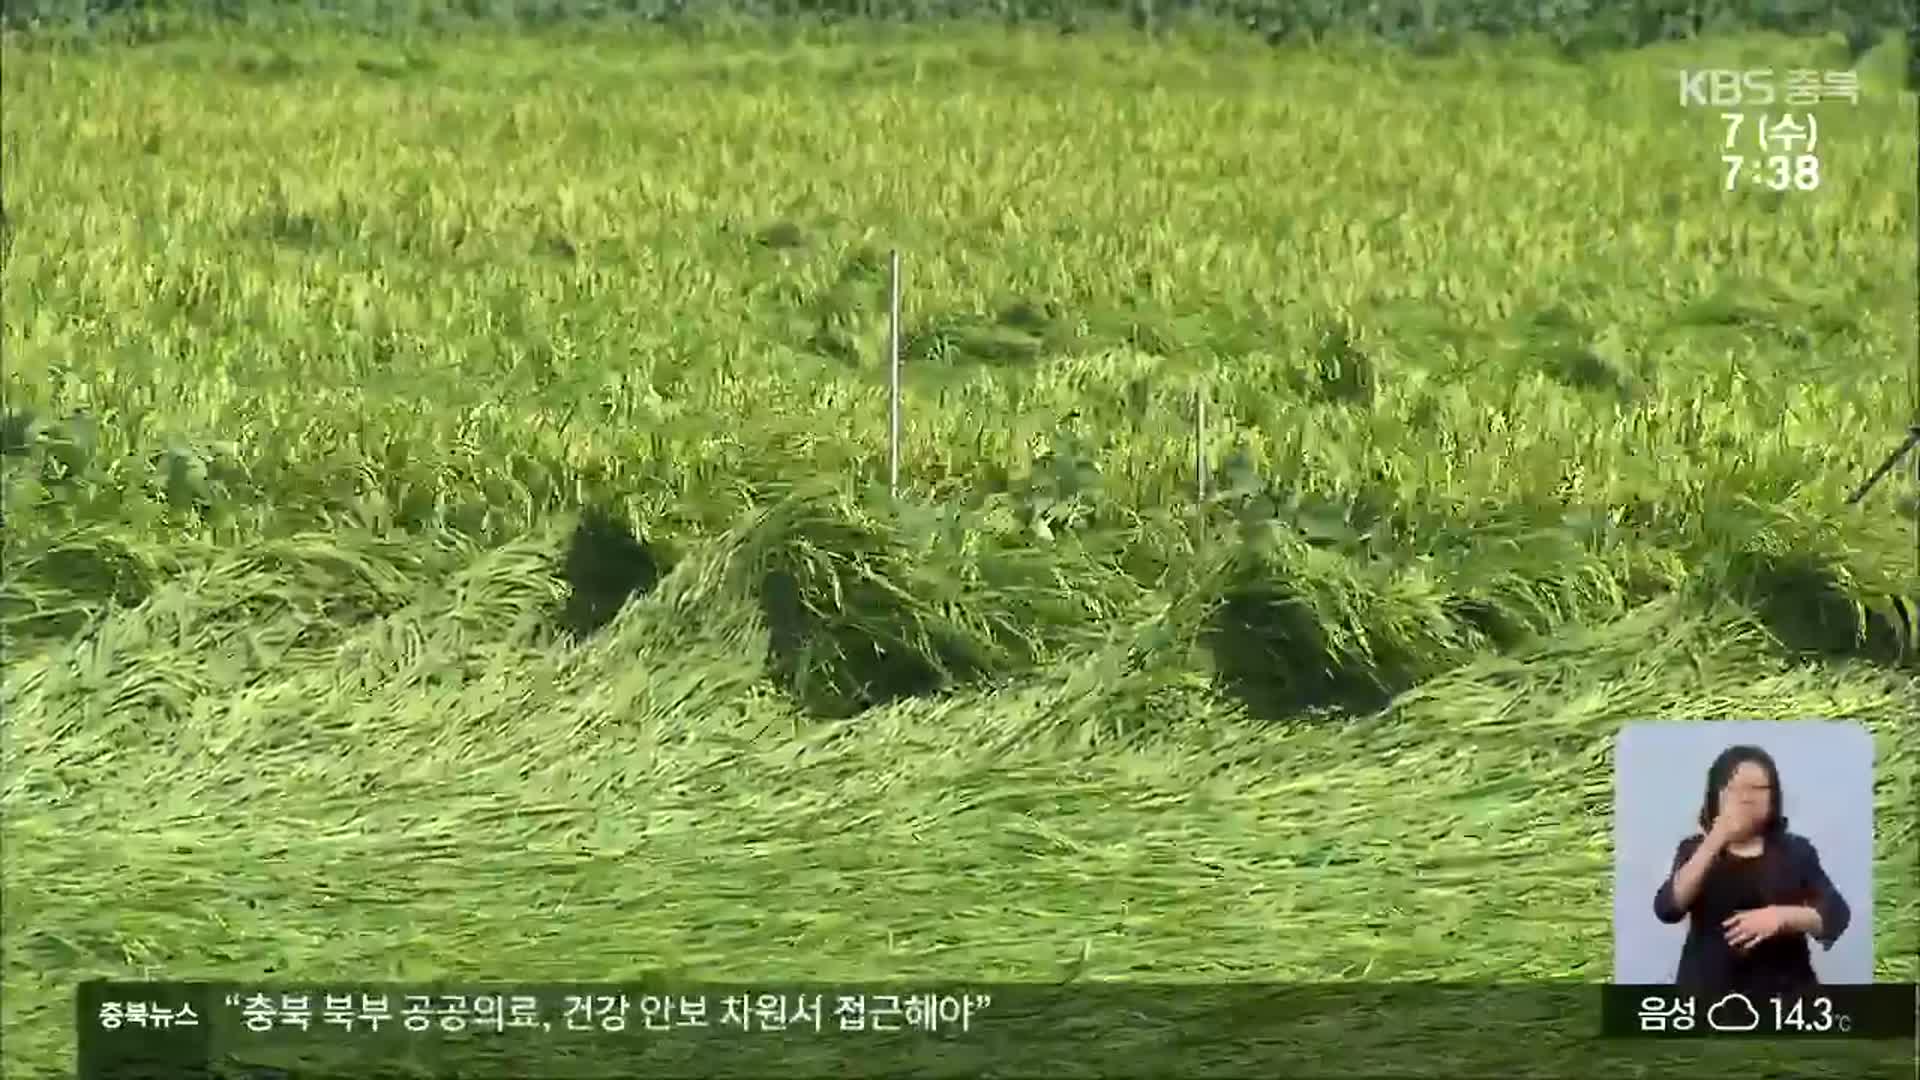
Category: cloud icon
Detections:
[{"x1": 1707, "y1": 992, "x2": 1761, "y2": 1032}]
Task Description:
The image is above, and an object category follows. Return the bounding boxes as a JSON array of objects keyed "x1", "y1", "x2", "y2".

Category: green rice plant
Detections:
[{"x1": 1, "y1": 19, "x2": 1915, "y2": 1079}]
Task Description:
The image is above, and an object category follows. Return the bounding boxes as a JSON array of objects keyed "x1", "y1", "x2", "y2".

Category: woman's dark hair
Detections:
[{"x1": 1697, "y1": 744, "x2": 1789, "y2": 835}]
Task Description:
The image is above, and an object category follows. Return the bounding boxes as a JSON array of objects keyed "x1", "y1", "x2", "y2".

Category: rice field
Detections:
[{"x1": 2, "y1": 17, "x2": 1917, "y2": 1078}]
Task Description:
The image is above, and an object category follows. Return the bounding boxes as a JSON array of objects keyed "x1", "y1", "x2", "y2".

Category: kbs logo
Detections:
[{"x1": 1679, "y1": 69, "x2": 1775, "y2": 107}]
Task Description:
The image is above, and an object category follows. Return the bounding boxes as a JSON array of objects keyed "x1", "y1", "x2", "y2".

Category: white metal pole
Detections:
[{"x1": 888, "y1": 250, "x2": 902, "y2": 499}]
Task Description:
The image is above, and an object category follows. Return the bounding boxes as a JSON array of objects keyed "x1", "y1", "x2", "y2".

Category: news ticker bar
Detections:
[
  {"x1": 80, "y1": 981, "x2": 1917, "y2": 1079},
  {"x1": 1601, "y1": 984, "x2": 1915, "y2": 1039}
]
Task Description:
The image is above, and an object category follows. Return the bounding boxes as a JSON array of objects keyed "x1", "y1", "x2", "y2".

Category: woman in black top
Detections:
[{"x1": 1652, "y1": 744, "x2": 1851, "y2": 994}]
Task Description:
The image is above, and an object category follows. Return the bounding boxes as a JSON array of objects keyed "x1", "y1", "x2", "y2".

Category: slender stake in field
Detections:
[
  {"x1": 1195, "y1": 386, "x2": 1208, "y2": 504},
  {"x1": 888, "y1": 249, "x2": 902, "y2": 500},
  {"x1": 1845, "y1": 425, "x2": 1920, "y2": 505}
]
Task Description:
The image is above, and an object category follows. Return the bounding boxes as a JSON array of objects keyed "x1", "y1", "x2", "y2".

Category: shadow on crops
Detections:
[
  {"x1": 799, "y1": 246, "x2": 882, "y2": 368},
  {"x1": 758, "y1": 569, "x2": 956, "y2": 718},
  {"x1": 752, "y1": 221, "x2": 808, "y2": 250},
  {"x1": 0, "y1": 535, "x2": 157, "y2": 644},
  {"x1": 1292, "y1": 314, "x2": 1378, "y2": 407},
  {"x1": 533, "y1": 228, "x2": 577, "y2": 260},
  {"x1": 235, "y1": 50, "x2": 301, "y2": 81},
  {"x1": 1205, "y1": 581, "x2": 1420, "y2": 722},
  {"x1": 803, "y1": 262, "x2": 1077, "y2": 375},
  {"x1": 897, "y1": 299, "x2": 1075, "y2": 370},
  {"x1": 356, "y1": 54, "x2": 438, "y2": 80},
  {"x1": 1746, "y1": 554, "x2": 1917, "y2": 668},
  {"x1": 558, "y1": 508, "x2": 664, "y2": 640},
  {"x1": 1444, "y1": 596, "x2": 1532, "y2": 651},
  {"x1": 250, "y1": 197, "x2": 355, "y2": 251},
  {"x1": 1544, "y1": 344, "x2": 1642, "y2": 400}
]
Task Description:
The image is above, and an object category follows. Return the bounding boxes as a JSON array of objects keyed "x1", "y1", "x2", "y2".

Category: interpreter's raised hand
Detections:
[{"x1": 1708, "y1": 802, "x2": 1760, "y2": 843}]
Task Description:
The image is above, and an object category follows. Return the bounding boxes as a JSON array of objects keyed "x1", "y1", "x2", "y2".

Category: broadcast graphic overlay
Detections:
[
  {"x1": 1613, "y1": 719, "x2": 1875, "y2": 987},
  {"x1": 1678, "y1": 65, "x2": 1860, "y2": 193},
  {"x1": 81, "y1": 979, "x2": 1917, "y2": 1079},
  {"x1": 1600, "y1": 983, "x2": 1914, "y2": 1040},
  {"x1": 1605, "y1": 720, "x2": 1912, "y2": 1052}
]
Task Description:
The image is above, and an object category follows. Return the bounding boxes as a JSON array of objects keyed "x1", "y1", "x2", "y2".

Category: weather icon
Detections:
[{"x1": 1706, "y1": 993, "x2": 1761, "y2": 1032}]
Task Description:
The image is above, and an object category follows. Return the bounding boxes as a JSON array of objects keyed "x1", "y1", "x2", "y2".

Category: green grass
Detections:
[{"x1": 3, "y1": 19, "x2": 1917, "y2": 1078}]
